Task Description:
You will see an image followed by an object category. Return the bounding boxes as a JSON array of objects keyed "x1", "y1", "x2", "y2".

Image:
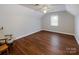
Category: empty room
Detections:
[{"x1": 0, "y1": 4, "x2": 79, "y2": 55}]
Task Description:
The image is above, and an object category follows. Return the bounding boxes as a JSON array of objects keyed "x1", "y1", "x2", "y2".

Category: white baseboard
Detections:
[
  {"x1": 43, "y1": 29, "x2": 74, "y2": 36},
  {"x1": 16, "y1": 30, "x2": 41, "y2": 40},
  {"x1": 55, "y1": 31, "x2": 74, "y2": 36},
  {"x1": 74, "y1": 35, "x2": 79, "y2": 45},
  {"x1": 15, "y1": 29, "x2": 75, "y2": 40}
]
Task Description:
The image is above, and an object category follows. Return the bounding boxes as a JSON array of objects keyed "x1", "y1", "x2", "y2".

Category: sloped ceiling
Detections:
[
  {"x1": 20, "y1": 4, "x2": 79, "y2": 16},
  {"x1": 20, "y1": 4, "x2": 66, "y2": 13},
  {"x1": 66, "y1": 4, "x2": 79, "y2": 16}
]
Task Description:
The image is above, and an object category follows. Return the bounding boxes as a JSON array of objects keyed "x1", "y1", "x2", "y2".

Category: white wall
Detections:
[
  {"x1": 75, "y1": 16, "x2": 79, "y2": 45},
  {"x1": 66, "y1": 4, "x2": 79, "y2": 45},
  {"x1": 0, "y1": 4, "x2": 43, "y2": 39},
  {"x1": 42, "y1": 11, "x2": 75, "y2": 35}
]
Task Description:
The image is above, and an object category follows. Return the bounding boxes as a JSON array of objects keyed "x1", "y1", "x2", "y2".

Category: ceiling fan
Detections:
[{"x1": 33, "y1": 4, "x2": 49, "y2": 13}]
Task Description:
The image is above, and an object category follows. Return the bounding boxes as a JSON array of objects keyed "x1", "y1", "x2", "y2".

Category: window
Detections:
[{"x1": 50, "y1": 15, "x2": 58, "y2": 26}]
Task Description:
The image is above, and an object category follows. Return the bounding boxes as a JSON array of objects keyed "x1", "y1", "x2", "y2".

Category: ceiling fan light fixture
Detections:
[
  {"x1": 42, "y1": 6, "x2": 48, "y2": 13},
  {"x1": 43, "y1": 10, "x2": 47, "y2": 13}
]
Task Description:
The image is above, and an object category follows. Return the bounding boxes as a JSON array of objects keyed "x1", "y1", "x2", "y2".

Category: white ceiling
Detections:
[
  {"x1": 66, "y1": 4, "x2": 79, "y2": 16},
  {"x1": 21, "y1": 4, "x2": 66, "y2": 13},
  {"x1": 20, "y1": 4, "x2": 79, "y2": 16}
]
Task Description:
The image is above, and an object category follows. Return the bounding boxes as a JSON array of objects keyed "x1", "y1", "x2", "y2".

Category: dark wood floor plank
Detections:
[{"x1": 9, "y1": 30, "x2": 79, "y2": 55}]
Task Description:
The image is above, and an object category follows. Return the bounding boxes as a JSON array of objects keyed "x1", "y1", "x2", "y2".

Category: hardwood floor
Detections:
[{"x1": 9, "y1": 30, "x2": 79, "y2": 55}]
